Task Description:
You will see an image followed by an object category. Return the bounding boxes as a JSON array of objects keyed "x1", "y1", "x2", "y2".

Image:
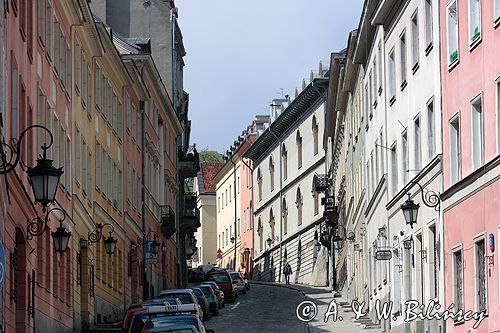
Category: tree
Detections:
[{"x1": 199, "y1": 148, "x2": 223, "y2": 163}]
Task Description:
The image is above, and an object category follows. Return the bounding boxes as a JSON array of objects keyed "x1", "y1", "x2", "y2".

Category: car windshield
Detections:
[
  {"x1": 208, "y1": 274, "x2": 229, "y2": 283},
  {"x1": 151, "y1": 316, "x2": 200, "y2": 329},
  {"x1": 192, "y1": 289, "x2": 203, "y2": 298},
  {"x1": 197, "y1": 286, "x2": 212, "y2": 297},
  {"x1": 230, "y1": 273, "x2": 240, "y2": 280},
  {"x1": 162, "y1": 293, "x2": 194, "y2": 304}
]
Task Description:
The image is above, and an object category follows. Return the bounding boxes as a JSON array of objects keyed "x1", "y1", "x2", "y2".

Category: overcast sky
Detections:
[{"x1": 178, "y1": 0, "x2": 364, "y2": 153}]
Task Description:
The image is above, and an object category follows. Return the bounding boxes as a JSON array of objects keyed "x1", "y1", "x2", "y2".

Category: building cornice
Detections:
[{"x1": 244, "y1": 78, "x2": 328, "y2": 163}]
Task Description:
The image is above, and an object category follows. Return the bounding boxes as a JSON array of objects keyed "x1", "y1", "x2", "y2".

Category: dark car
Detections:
[
  {"x1": 188, "y1": 268, "x2": 206, "y2": 283},
  {"x1": 127, "y1": 306, "x2": 199, "y2": 333},
  {"x1": 206, "y1": 269, "x2": 236, "y2": 303},
  {"x1": 122, "y1": 298, "x2": 181, "y2": 332},
  {"x1": 196, "y1": 284, "x2": 219, "y2": 316},
  {"x1": 191, "y1": 287, "x2": 210, "y2": 321},
  {"x1": 140, "y1": 315, "x2": 213, "y2": 333},
  {"x1": 200, "y1": 281, "x2": 224, "y2": 309}
]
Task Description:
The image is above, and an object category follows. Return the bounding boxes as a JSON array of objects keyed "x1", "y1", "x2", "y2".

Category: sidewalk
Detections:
[{"x1": 252, "y1": 281, "x2": 383, "y2": 333}]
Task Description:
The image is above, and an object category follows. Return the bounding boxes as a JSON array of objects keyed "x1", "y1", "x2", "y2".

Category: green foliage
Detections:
[{"x1": 199, "y1": 148, "x2": 223, "y2": 163}]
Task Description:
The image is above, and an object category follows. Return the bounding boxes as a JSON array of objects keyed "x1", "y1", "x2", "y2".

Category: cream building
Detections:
[
  {"x1": 192, "y1": 162, "x2": 223, "y2": 267},
  {"x1": 245, "y1": 63, "x2": 328, "y2": 285}
]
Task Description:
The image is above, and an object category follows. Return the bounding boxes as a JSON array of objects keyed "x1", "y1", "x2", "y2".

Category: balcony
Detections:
[
  {"x1": 313, "y1": 174, "x2": 331, "y2": 192},
  {"x1": 183, "y1": 192, "x2": 197, "y2": 210},
  {"x1": 179, "y1": 206, "x2": 201, "y2": 234},
  {"x1": 161, "y1": 205, "x2": 176, "y2": 239},
  {"x1": 178, "y1": 145, "x2": 200, "y2": 179},
  {"x1": 322, "y1": 195, "x2": 339, "y2": 227}
]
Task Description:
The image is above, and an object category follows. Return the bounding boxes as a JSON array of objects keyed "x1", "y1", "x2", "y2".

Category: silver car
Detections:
[{"x1": 229, "y1": 271, "x2": 246, "y2": 295}]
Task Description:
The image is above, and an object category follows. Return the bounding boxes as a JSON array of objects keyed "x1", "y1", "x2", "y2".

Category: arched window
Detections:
[
  {"x1": 296, "y1": 130, "x2": 303, "y2": 169},
  {"x1": 269, "y1": 156, "x2": 275, "y2": 191},
  {"x1": 282, "y1": 143, "x2": 288, "y2": 180},
  {"x1": 282, "y1": 198, "x2": 288, "y2": 235},
  {"x1": 296, "y1": 187, "x2": 303, "y2": 226},
  {"x1": 313, "y1": 190, "x2": 319, "y2": 216},
  {"x1": 312, "y1": 115, "x2": 319, "y2": 155},
  {"x1": 257, "y1": 168, "x2": 262, "y2": 201},
  {"x1": 257, "y1": 217, "x2": 263, "y2": 252},
  {"x1": 269, "y1": 208, "x2": 275, "y2": 243}
]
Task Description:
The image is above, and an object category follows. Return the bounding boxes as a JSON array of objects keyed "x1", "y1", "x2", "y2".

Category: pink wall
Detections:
[{"x1": 440, "y1": 0, "x2": 500, "y2": 332}]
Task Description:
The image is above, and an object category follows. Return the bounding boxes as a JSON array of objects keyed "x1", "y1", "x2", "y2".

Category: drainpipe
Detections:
[
  {"x1": 140, "y1": 99, "x2": 147, "y2": 299},
  {"x1": 230, "y1": 158, "x2": 238, "y2": 271},
  {"x1": 240, "y1": 156, "x2": 254, "y2": 277},
  {"x1": 267, "y1": 128, "x2": 283, "y2": 282}
]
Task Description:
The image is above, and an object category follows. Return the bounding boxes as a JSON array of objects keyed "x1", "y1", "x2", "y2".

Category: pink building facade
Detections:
[{"x1": 440, "y1": 0, "x2": 500, "y2": 332}]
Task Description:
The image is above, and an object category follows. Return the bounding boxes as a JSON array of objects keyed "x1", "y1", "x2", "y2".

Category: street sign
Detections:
[
  {"x1": 375, "y1": 250, "x2": 392, "y2": 261},
  {"x1": 144, "y1": 241, "x2": 158, "y2": 265},
  {"x1": 216, "y1": 248, "x2": 222, "y2": 260}
]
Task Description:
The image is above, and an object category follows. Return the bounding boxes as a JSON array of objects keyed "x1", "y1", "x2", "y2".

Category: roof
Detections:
[{"x1": 197, "y1": 163, "x2": 223, "y2": 194}]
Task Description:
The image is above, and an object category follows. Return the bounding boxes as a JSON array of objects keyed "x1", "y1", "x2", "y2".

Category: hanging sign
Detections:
[
  {"x1": 375, "y1": 250, "x2": 392, "y2": 261},
  {"x1": 144, "y1": 241, "x2": 158, "y2": 265}
]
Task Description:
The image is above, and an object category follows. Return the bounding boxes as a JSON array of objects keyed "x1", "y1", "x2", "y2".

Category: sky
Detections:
[{"x1": 178, "y1": 0, "x2": 364, "y2": 153}]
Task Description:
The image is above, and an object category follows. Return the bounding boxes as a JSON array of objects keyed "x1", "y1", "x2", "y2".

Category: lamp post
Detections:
[
  {"x1": 88, "y1": 223, "x2": 117, "y2": 255},
  {"x1": 401, "y1": 181, "x2": 440, "y2": 228}
]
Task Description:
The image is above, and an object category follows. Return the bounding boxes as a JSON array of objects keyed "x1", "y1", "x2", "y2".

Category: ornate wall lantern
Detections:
[
  {"x1": 401, "y1": 181, "x2": 440, "y2": 228},
  {"x1": 88, "y1": 223, "x2": 117, "y2": 255}
]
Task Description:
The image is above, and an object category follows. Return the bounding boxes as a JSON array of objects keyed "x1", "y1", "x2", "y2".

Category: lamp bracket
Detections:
[
  {"x1": 408, "y1": 181, "x2": 441, "y2": 211},
  {"x1": 88, "y1": 222, "x2": 115, "y2": 244},
  {"x1": 27, "y1": 206, "x2": 66, "y2": 240}
]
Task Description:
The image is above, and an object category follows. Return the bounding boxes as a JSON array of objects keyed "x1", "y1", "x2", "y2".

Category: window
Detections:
[
  {"x1": 229, "y1": 186, "x2": 232, "y2": 202},
  {"x1": 425, "y1": 0, "x2": 433, "y2": 49},
  {"x1": 225, "y1": 189, "x2": 227, "y2": 205},
  {"x1": 282, "y1": 143, "x2": 288, "y2": 180},
  {"x1": 269, "y1": 209, "x2": 275, "y2": 241},
  {"x1": 269, "y1": 156, "x2": 275, "y2": 191},
  {"x1": 469, "y1": 0, "x2": 481, "y2": 45},
  {"x1": 452, "y1": 249, "x2": 464, "y2": 318},
  {"x1": 402, "y1": 131, "x2": 408, "y2": 184},
  {"x1": 471, "y1": 95, "x2": 484, "y2": 170},
  {"x1": 373, "y1": 59, "x2": 378, "y2": 106},
  {"x1": 379, "y1": 130, "x2": 384, "y2": 174},
  {"x1": 282, "y1": 199, "x2": 288, "y2": 235},
  {"x1": 400, "y1": 31, "x2": 407, "y2": 86},
  {"x1": 414, "y1": 115, "x2": 421, "y2": 171},
  {"x1": 427, "y1": 99, "x2": 435, "y2": 159},
  {"x1": 388, "y1": 49, "x2": 396, "y2": 102},
  {"x1": 296, "y1": 188, "x2": 303, "y2": 226},
  {"x1": 258, "y1": 218, "x2": 263, "y2": 251},
  {"x1": 450, "y1": 115, "x2": 461, "y2": 184},
  {"x1": 27, "y1": 0, "x2": 33, "y2": 57},
  {"x1": 45, "y1": 1, "x2": 53, "y2": 59},
  {"x1": 38, "y1": 0, "x2": 46, "y2": 45},
  {"x1": 495, "y1": 0, "x2": 500, "y2": 23},
  {"x1": 312, "y1": 116, "x2": 319, "y2": 155},
  {"x1": 475, "y1": 238, "x2": 487, "y2": 312},
  {"x1": 10, "y1": 56, "x2": 18, "y2": 139},
  {"x1": 218, "y1": 196, "x2": 220, "y2": 212},
  {"x1": 368, "y1": 71, "x2": 373, "y2": 115},
  {"x1": 313, "y1": 191, "x2": 319, "y2": 216},
  {"x1": 378, "y1": 42, "x2": 383, "y2": 92},
  {"x1": 429, "y1": 225, "x2": 438, "y2": 299},
  {"x1": 296, "y1": 130, "x2": 302, "y2": 168},
  {"x1": 257, "y1": 169, "x2": 262, "y2": 201},
  {"x1": 447, "y1": 1, "x2": 459, "y2": 66},
  {"x1": 411, "y1": 11, "x2": 419, "y2": 70}
]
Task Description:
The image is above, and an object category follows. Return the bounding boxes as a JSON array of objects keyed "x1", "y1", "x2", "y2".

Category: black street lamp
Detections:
[
  {"x1": 52, "y1": 221, "x2": 72, "y2": 253},
  {"x1": 266, "y1": 237, "x2": 272, "y2": 249},
  {"x1": 27, "y1": 207, "x2": 71, "y2": 253},
  {"x1": 135, "y1": 231, "x2": 161, "y2": 256},
  {"x1": 401, "y1": 181, "x2": 440, "y2": 228},
  {"x1": 88, "y1": 223, "x2": 117, "y2": 255},
  {"x1": 403, "y1": 236, "x2": 414, "y2": 250}
]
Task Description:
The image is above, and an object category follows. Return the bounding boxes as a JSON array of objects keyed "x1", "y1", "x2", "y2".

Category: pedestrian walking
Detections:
[{"x1": 283, "y1": 263, "x2": 292, "y2": 285}]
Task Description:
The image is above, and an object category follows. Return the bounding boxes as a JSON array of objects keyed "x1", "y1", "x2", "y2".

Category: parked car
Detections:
[
  {"x1": 122, "y1": 298, "x2": 183, "y2": 332},
  {"x1": 228, "y1": 271, "x2": 246, "y2": 295},
  {"x1": 196, "y1": 284, "x2": 219, "y2": 316},
  {"x1": 242, "y1": 273, "x2": 250, "y2": 291},
  {"x1": 145, "y1": 324, "x2": 215, "y2": 333},
  {"x1": 200, "y1": 281, "x2": 224, "y2": 308},
  {"x1": 206, "y1": 269, "x2": 237, "y2": 303},
  {"x1": 126, "y1": 304, "x2": 199, "y2": 333},
  {"x1": 158, "y1": 289, "x2": 203, "y2": 322},
  {"x1": 140, "y1": 315, "x2": 214, "y2": 333},
  {"x1": 188, "y1": 268, "x2": 206, "y2": 283},
  {"x1": 191, "y1": 287, "x2": 210, "y2": 321}
]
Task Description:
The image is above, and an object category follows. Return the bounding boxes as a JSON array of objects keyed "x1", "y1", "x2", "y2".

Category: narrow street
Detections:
[{"x1": 205, "y1": 284, "x2": 308, "y2": 333}]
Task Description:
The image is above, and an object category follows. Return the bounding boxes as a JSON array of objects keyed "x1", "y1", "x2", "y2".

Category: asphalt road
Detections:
[{"x1": 204, "y1": 283, "x2": 308, "y2": 333}]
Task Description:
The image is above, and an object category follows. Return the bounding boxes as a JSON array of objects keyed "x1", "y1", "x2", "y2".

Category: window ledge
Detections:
[
  {"x1": 373, "y1": 101, "x2": 378, "y2": 109},
  {"x1": 369, "y1": 112, "x2": 373, "y2": 120},
  {"x1": 389, "y1": 96, "x2": 396, "y2": 106},
  {"x1": 411, "y1": 62, "x2": 420, "y2": 75},
  {"x1": 469, "y1": 37, "x2": 482, "y2": 52},
  {"x1": 448, "y1": 58, "x2": 460, "y2": 72},
  {"x1": 378, "y1": 87, "x2": 382, "y2": 96},
  {"x1": 495, "y1": 17, "x2": 500, "y2": 29},
  {"x1": 400, "y1": 80, "x2": 407, "y2": 91},
  {"x1": 425, "y1": 42, "x2": 433, "y2": 56}
]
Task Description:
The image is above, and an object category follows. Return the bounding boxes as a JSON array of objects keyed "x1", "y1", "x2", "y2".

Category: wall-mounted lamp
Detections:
[
  {"x1": 403, "y1": 236, "x2": 414, "y2": 250},
  {"x1": 401, "y1": 181, "x2": 440, "y2": 229},
  {"x1": 88, "y1": 223, "x2": 117, "y2": 255}
]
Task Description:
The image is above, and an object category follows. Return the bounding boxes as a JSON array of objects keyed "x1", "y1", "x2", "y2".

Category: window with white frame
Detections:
[
  {"x1": 414, "y1": 115, "x2": 421, "y2": 171},
  {"x1": 379, "y1": 130, "x2": 384, "y2": 174},
  {"x1": 369, "y1": 71, "x2": 373, "y2": 113},
  {"x1": 471, "y1": 95, "x2": 484, "y2": 170},
  {"x1": 450, "y1": 115, "x2": 461, "y2": 184},
  {"x1": 411, "y1": 11, "x2": 419, "y2": 69},
  {"x1": 402, "y1": 131, "x2": 408, "y2": 184},
  {"x1": 469, "y1": 0, "x2": 481, "y2": 44},
  {"x1": 495, "y1": 0, "x2": 500, "y2": 23},
  {"x1": 400, "y1": 31, "x2": 407, "y2": 85},
  {"x1": 378, "y1": 42, "x2": 383, "y2": 92},
  {"x1": 373, "y1": 58, "x2": 378, "y2": 106},
  {"x1": 475, "y1": 238, "x2": 487, "y2": 312},
  {"x1": 388, "y1": 48, "x2": 396, "y2": 101},
  {"x1": 427, "y1": 99, "x2": 435, "y2": 159},
  {"x1": 425, "y1": 0, "x2": 433, "y2": 49},
  {"x1": 447, "y1": 1, "x2": 459, "y2": 66},
  {"x1": 452, "y1": 248, "x2": 464, "y2": 318}
]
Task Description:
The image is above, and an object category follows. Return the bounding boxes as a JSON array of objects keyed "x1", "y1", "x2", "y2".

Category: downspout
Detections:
[
  {"x1": 240, "y1": 156, "x2": 254, "y2": 277},
  {"x1": 230, "y1": 158, "x2": 238, "y2": 271},
  {"x1": 140, "y1": 98, "x2": 147, "y2": 299},
  {"x1": 267, "y1": 128, "x2": 283, "y2": 282}
]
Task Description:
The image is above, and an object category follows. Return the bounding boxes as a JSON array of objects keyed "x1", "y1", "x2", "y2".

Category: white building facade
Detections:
[{"x1": 246, "y1": 71, "x2": 328, "y2": 285}]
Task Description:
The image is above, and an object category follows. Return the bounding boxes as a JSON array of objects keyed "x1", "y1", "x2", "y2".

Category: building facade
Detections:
[
  {"x1": 440, "y1": 0, "x2": 500, "y2": 331},
  {"x1": 246, "y1": 65, "x2": 328, "y2": 285}
]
